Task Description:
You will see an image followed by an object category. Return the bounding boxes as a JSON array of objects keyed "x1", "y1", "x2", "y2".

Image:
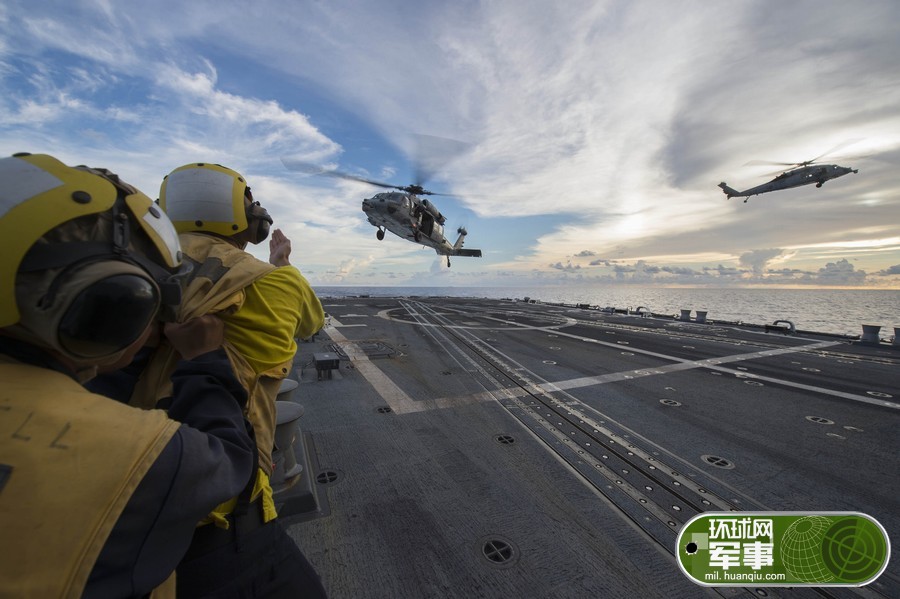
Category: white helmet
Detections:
[{"x1": 159, "y1": 162, "x2": 272, "y2": 243}]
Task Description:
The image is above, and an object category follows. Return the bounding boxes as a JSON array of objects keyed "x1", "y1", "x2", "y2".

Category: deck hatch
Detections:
[
  {"x1": 702, "y1": 455, "x2": 735, "y2": 469},
  {"x1": 316, "y1": 470, "x2": 339, "y2": 485}
]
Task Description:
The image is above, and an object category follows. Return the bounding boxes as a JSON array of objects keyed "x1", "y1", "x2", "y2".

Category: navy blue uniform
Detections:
[{"x1": 1, "y1": 339, "x2": 255, "y2": 598}]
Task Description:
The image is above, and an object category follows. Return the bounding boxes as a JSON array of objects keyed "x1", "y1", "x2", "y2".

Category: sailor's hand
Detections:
[
  {"x1": 164, "y1": 315, "x2": 226, "y2": 360},
  {"x1": 269, "y1": 228, "x2": 292, "y2": 267}
]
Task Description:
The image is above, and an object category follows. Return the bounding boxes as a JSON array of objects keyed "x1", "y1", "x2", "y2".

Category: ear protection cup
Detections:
[
  {"x1": 57, "y1": 273, "x2": 160, "y2": 358},
  {"x1": 245, "y1": 201, "x2": 273, "y2": 245},
  {"x1": 18, "y1": 260, "x2": 161, "y2": 361}
]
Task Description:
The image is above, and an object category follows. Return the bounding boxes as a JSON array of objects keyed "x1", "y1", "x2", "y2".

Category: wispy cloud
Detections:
[{"x1": 1, "y1": 0, "x2": 898, "y2": 288}]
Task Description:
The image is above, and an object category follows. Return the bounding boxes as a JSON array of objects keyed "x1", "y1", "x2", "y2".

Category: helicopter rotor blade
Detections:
[
  {"x1": 412, "y1": 133, "x2": 472, "y2": 187},
  {"x1": 806, "y1": 138, "x2": 864, "y2": 165},
  {"x1": 743, "y1": 138, "x2": 866, "y2": 171},
  {"x1": 284, "y1": 132, "x2": 474, "y2": 197},
  {"x1": 744, "y1": 160, "x2": 800, "y2": 168},
  {"x1": 281, "y1": 159, "x2": 403, "y2": 190}
]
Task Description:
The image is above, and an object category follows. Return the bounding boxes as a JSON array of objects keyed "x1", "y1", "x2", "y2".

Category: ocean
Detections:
[{"x1": 312, "y1": 285, "x2": 900, "y2": 339}]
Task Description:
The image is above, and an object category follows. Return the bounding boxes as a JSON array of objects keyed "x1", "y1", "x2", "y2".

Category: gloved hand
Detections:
[{"x1": 164, "y1": 315, "x2": 225, "y2": 360}]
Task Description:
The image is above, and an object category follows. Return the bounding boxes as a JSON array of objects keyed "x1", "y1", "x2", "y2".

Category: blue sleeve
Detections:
[{"x1": 85, "y1": 349, "x2": 256, "y2": 598}]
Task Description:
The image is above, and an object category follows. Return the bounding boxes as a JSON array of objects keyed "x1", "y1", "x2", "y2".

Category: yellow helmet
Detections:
[
  {"x1": 158, "y1": 162, "x2": 270, "y2": 238},
  {"x1": 0, "y1": 153, "x2": 188, "y2": 362}
]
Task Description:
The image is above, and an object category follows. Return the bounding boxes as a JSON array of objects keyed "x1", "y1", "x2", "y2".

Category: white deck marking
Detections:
[
  {"x1": 538, "y1": 333, "x2": 899, "y2": 409},
  {"x1": 323, "y1": 324, "x2": 419, "y2": 413},
  {"x1": 325, "y1": 308, "x2": 899, "y2": 413},
  {"x1": 327, "y1": 316, "x2": 367, "y2": 328}
]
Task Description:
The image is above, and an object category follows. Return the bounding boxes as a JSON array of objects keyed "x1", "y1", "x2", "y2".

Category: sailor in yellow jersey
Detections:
[
  {"x1": 93, "y1": 162, "x2": 327, "y2": 597},
  {"x1": 0, "y1": 154, "x2": 256, "y2": 598}
]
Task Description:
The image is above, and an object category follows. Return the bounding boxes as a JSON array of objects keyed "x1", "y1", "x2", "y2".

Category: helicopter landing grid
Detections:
[{"x1": 283, "y1": 297, "x2": 899, "y2": 599}]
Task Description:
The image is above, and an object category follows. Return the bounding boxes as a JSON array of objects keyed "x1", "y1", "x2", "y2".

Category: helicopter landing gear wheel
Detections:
[
  {"x1": 816, "y1": 182, "x2": 823, "y2": 188},
  {"x1": 376, "y1": 228, "x2": 385, "y2": 240}
]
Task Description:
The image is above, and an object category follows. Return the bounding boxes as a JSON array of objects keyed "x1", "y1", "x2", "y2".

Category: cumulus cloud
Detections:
[
  {"x1": 813, "y1": 258, "x2": 866, "y2": 285},
  {"x1": 876, "y1": 264, "x2": 900, "y2": 275},
  {"x1": 550, "y1": 261, "x2": 581, "y2": 272},
  {"x1": 739, "y1": 248, "x2": 786, "y2": 274}
]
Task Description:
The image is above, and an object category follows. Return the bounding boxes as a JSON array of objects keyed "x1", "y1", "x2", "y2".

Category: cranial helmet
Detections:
[
  {"x1": 0, "y1": 153, "x2": 189, "y2": 366},
  {"x1": 159, "y1": 162, "x2": 272, "y2": 244}
]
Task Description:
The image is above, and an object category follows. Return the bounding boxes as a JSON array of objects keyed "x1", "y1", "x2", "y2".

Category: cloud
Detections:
[
  {"x1": 2, "y1": 1, "x2": 899, "y2": 287},
  {"x1": 550, "y1": 261, "x2": 581, "y2": 272},
  {"x1": 875, "y1": 264, "x2": 900, "y2": 276},
  {"x1": 589, "y1": 258, "x2": 613, "y2": 267},
  {"x1": 739, "y1": 249, "x2": 786, "y2": 274},
  {"x1": 813, "y1": 258, "x2": 867, "y2": 285},
  {"x1": 153, "y1": 63, "x2": 340, "y2": 165}
]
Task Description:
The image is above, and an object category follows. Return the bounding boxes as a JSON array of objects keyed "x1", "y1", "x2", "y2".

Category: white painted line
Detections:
[
  {"x1": 323, "y1": 324, "x2": 418, "y2": 414},
  {"x1": 328, "y1": 316, "x2": 367, "y2": 328}
]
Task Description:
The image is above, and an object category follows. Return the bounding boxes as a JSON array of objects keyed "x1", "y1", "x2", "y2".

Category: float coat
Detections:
[{"x1": 0, "y1": 361, "x2": 179, "y2": 598}]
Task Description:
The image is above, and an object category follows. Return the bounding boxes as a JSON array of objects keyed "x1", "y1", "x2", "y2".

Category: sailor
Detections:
[
  {"x1": 0, "y1": 153, "x2": 256, "y2": 598},
  {"x1": 116, "y1": 162, "x2": 326, "y2": 597}
]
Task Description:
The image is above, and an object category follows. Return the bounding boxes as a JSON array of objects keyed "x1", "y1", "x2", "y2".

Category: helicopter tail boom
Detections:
[
  {"x1": 449, "y1": 227, "x2": 482, "y2": 257},
  {"x1": 718, "y1": 182, "x2": 742, "y2": 198}
]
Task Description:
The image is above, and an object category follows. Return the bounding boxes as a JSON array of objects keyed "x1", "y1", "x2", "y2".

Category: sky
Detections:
[{"x1": 2, "y1": 0, "x2": 899, "y2": 289}]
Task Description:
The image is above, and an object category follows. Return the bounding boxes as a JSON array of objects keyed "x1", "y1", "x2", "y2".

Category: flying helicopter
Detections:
[
  {"x1": 282, "y1": 159, "x2": 482, "y2": 267},
  {"x1": 718, "y1": 140, "x2": 860, "y2": 202}
]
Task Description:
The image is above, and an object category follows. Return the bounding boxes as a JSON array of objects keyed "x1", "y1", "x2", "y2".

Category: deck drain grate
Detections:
[
  {"x1": 806, "y1": 416, "x2": 834, "y2": 425},
  {"x1": 316, "y1": 470, "x2": 339, "y2": 485},
  {"x1": 328, "y1": 341, "x2": 397, "y2": 359},
  {"x1": 702, "y1": 455, "x2": 735, "y2": 469},
  {"x1": 479, "y1": 537, "x2": 519, "y2": 568},
  {"x1": 376, "y1": 406, "x2": 393, "y2": 414},
  {"x1": 495, "y1": 435, "x2": 516, "y2": 445},
  {"x1": 660, "y1": 399, "x2": 682, "y2": 406}
]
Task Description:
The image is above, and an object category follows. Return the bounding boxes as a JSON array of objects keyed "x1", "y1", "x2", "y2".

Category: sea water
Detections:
[{"x1": 313, "y1": 285, "x2": 900, "y2": 339}]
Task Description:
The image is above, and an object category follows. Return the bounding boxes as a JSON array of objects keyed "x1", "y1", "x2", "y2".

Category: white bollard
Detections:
[
  {"x1": 695, "y1": 310, "x2": 708, "y2": 324},
  {"x1": 893, "y1": 327, "x2": 900, "y2": 347},
  {"x1": 860, "y1": 324, "x2": 881, "y2": 344},
  {"x1": 272, "y1": 378, "x2": 303, "y2": 486},
  {"x1": 680, "y1": 309, "x2": 692, "y2": 322},
  {"x1": 272, "y1": 400, "x2": 305, "y2": 485}
]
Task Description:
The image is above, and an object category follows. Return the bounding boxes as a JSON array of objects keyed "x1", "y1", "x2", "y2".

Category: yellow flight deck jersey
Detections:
[
  {"x1": 225, "y1": 266, "x2": 324, "y2": 374},
  {"x1": 126, "y1": 233, "x2": 324, "y2": 526},
  {"x1": 205, "y1": 266, "x2": 324, "y2": 527}
]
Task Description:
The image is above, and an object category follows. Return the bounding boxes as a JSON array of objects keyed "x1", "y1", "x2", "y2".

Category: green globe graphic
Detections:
[
  {"x1": 821, "y1": 517, "x2": 887, "y2": 583},
  {"x1": 781, "y1": 516, "x2": 834, "y2": 583}
]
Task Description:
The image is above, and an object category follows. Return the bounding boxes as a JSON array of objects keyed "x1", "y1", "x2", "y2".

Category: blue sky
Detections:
[{"x1": 2, "y1": 0, "x2": 899, "y2": 288}]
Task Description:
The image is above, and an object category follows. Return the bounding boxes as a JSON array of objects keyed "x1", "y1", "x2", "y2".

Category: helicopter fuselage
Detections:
[
  {"x1": 719, "y1": 163, "x2": 858, "y2": 201},
  {"x1": 361, "y1": 191, "x2": 481, "y2": 259}
]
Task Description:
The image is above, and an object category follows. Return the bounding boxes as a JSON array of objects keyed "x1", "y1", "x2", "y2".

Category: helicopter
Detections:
[
  {"x1": 282, "y1": 159, "x2": 482, "y2": 267},
  {"x1": 719, "y1": 140, "x2": 860, "y2": 202}
]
